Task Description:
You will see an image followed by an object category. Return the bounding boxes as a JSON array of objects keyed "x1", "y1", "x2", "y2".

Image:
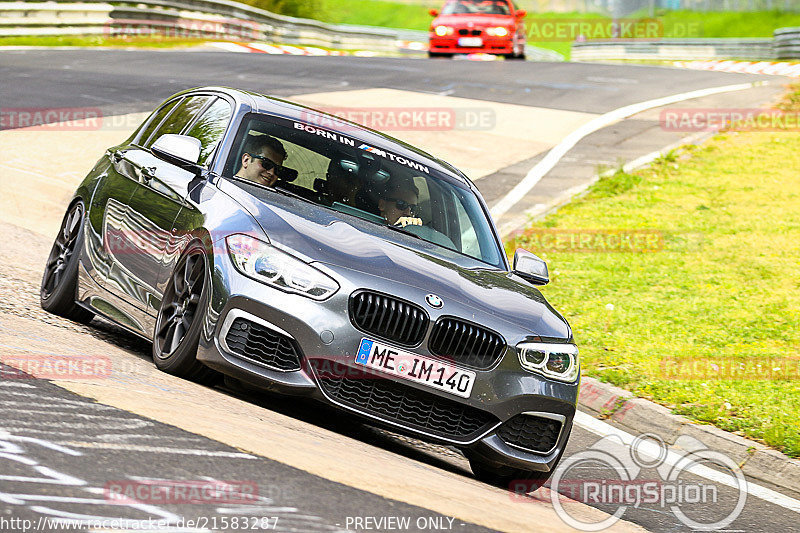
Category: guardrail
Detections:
[
  {"x1": 775, "y1": 27, "x2": 800, "y2": 60},
  {"x1": 0, "y1": 0, "x2": 429, "y2": 51},
  {"x1": 0, "y1": 0, "x2": 565, "y2": 60},
  {"x1": 572, "y1": 27, "x2": 800, "y2": 61},
  {"x1": 571, "y1": 38, "x2": 776, "y2": 61}
]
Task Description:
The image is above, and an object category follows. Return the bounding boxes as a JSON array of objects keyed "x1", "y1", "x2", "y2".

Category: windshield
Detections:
[
  {"x1": 224, "y1": 114, "x2": 504, "y2": 268},
  {"x1": 442, "y1": 0, "x2": 511, "y2": 15}
]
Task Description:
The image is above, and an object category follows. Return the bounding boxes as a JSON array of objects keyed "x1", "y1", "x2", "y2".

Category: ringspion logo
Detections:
[{"x1": 510, "y1": 433, "x2": 747, "y2": 531}]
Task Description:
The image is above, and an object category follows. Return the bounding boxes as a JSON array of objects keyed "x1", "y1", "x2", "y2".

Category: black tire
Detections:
[
  {"x1": 468, "y1": 457, "x2": 554, "y2": 490},
  {"x1": 469, "y1": 457, "x2": 555, "y2": 492},
  {"x1": 428, "y1": 51, "x2": 453, "y2": 58},
  {"x1": 152, "y1": 243, "x2": 218, "y2": 384},
  {"x1": 40, "y1": 201, "x2": 94, "y2": 324},
  {"x1": 468, "y1": 440, "x2": 567, "y2": 491}
]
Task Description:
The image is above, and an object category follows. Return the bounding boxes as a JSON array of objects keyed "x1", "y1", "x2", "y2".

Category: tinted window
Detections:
[
  {"x1": 135, "y1": 99, "x2": 180, "y2": 146},
  {"x1": 186, "y1": 98, "x2": 233, "y2": 165},
  {"x1": 144, "y1": 95, "x2": 212, "y2": 148}
]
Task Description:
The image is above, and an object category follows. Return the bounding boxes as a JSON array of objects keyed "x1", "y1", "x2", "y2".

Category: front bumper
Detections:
[
  {"x1": 197, "y1": 253, "x2": 578, "y2": 473},
  {"x1": 429, "y1": 35, "x2": 514, "y2": 55}
]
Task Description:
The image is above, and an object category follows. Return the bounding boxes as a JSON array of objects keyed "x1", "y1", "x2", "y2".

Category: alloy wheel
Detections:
[
  {"x1": 155, "y1": 253, "x2": 205, "y2": 358},
  {"x1": 42, "y1": 203, "x2": 83, "y2": 300}
]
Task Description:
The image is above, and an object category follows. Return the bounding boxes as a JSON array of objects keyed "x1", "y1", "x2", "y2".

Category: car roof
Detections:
[{"x1": 175, "y1": 86, "x2": 472, "y2": 187}]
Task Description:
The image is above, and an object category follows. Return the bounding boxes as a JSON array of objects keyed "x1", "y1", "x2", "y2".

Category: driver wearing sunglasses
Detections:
[
  {"x1": 379, "y1": 178, "x2": 423, "y2": 228},
  {"x1": 235, "y1": 134, "x2": 286, "y2": 187}
]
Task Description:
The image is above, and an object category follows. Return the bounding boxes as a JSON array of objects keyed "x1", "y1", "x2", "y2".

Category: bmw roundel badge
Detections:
[{"x1": 425, "y1": 294, "x2": 443, "y2": 309}]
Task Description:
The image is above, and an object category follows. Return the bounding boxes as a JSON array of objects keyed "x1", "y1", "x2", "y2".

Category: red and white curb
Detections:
[
  {"x1": 673, "y1": 59, "x2": 800, "y2": 78},
  {"x1": 206, "y1": 41, "x2": 502, "y2": 61},
  {"x1": 208, "y1": 42, "x2": 347, "y2": 55}
]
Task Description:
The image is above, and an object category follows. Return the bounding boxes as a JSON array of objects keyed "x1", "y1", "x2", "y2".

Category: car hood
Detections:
[
  {"x1": 433, "y1": 14, "x2": 515, "y2": 27},
  {"x1": 224, "y1": 184, "x2": 571, "y2": 339}
]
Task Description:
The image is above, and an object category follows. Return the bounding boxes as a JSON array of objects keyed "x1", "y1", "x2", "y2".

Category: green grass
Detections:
[
  {"x1": 506, "y1": 125, "x2": 800, "y2": 457},
  {"x1": 654, "y1": 9, "x2": 800, "y2": 38},
  {"x1": 777, "y1": 82, "x2": 800, "y2": 112},
  {"x1": 317, "y1": 0, "x2": 435, "y2": 29},
  {"x1": 310, "y1": 3, "x2": 800, "y2": 60},
  {"x1": 313, "y1": 2, "x2": 800, "y2": 38}
]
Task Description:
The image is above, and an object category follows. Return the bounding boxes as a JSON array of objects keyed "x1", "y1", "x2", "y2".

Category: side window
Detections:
[
  {"x1": 455, "y1": 195, "x2": 480, "y2": 258},
  {"x1": 135, "y1": 99, "x2": 180, "y2": 146},
  {"x1": 285, "y1": 142, "x2": 330, "y2": 190},
  {"x1": 144, "y1": 95, "x2": 212, "y2": 148},
  {"x1": 185, "y1": 98, "x2": 233, "y2": 166}
]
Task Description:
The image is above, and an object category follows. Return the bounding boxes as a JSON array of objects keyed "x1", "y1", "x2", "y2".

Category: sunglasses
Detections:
[
  {"x1": 385, "y1": 197, "x2": 419, "y2": 215},
  {"x1": 246, "y1": 152, "x2": 282, "y2": 172}
]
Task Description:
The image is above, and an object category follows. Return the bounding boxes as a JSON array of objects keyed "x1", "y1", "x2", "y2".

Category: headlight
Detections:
[
  {"x1": 434, "y1": 25, "x2": 453, "y2": 36},
  {"x1": 486, "y1": 27, "x2": 510, "y2": 37},
  {"x1": 226, "y1": 234, "x2": 339, "y2": 301},
  {"x1": 517, "y1": 342, "x2": 579, "y2": 382}
]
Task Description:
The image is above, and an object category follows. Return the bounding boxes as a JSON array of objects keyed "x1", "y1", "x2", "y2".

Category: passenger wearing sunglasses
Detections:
[
  {"x1": 379, "y1": 178, "x2": 423, "y2": 228},
  {"x1": 234, "y1": 134, "x2": 286, "y2": 187}
]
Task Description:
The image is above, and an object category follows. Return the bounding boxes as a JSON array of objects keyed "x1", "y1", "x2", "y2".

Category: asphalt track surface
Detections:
[
  {"x1": 0, "y1": 50, "x2": 775, "y2": 113},
  {"x1": 1, "y1": 49, "x2": 798, "y2": 532}
]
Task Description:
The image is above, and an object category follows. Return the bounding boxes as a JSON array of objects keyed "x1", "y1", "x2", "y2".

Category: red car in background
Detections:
[{"x1": 428, "y1": 0, "x2": 527, "y2": 59}]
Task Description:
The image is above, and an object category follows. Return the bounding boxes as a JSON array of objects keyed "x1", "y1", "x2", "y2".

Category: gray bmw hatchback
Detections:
[{"x1": 41, "y1": 87, "x2": 579, "y2": 486}]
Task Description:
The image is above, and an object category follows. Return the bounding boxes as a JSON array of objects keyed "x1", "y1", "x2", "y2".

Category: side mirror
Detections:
[
  {"x1": 151, "y1": 134, "x2": 202, "y2": 172},
  {"x1": 516, "y1": 9, "x2": 527, "y2": 18},
  {"x1": 513, "y1": 248, "x2": 549, "y2": 285},
  {"x1": 429, "y1": 8, "x2": 439, "y2": 16}
]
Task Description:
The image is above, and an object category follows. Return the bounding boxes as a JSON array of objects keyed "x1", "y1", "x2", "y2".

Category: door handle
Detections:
[{"x1": 140, "y1": 166, "x2": 157, "y2": 184}]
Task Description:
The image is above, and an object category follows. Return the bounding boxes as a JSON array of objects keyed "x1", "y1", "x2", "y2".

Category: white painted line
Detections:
[
  {"x1": 61, "y1": 441, "x2": 257, "y2": 458},
  {"x1": 0, "y1": 381, "x2": 35, "y2": 388},
  {"x1": 498, "y1": 130, "x2": 710, "y2": 236},
  {"x1": 574, "y1": 411, "x2": 800, "y2": 514},
  {"x1": 0, "y1": 400, "x2": 115, "y2": 410},
  {"x1": 489, "y1": 82, "x2": 760, "y2": 221}
]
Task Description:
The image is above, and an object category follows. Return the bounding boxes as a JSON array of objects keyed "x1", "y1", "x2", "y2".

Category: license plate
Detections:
[
  {"x1": 355, "y1": 338, "x2": 475, "y2": 398},
  {"x1": 458, "y1": 37, "x2": 483, "y2": 47}
]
